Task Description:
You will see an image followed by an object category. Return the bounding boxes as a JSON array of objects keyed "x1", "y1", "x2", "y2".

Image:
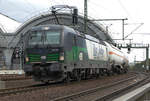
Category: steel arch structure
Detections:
[{"x1": 9, "y1": 13, "x2": 113, "y2": 48}]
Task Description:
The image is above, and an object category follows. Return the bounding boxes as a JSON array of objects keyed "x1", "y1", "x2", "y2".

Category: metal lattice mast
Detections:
[{"x1": 84, "y1": 0, "x2": 88, "y2": 34}]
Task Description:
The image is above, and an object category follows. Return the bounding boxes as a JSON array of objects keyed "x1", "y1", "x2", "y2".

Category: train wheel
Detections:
[
  {"x1": 106, "y1": 70, "x2": 111, "y2": 76},
  {"x1": 118, "y1": 69, "x2": 122, "y2": 74},
  {"x1": 107, "y1": 72, "x2": 110, "y2": 76},
  {"x1": 77, "y1": 74, "x2": 81, "y2": 82},
  {"x1": 124, "y1": 68, "x2": 128, "y2": 73},
  {"x1": 95, "y1": 73, "x2": 100, "y2": 78},
  {"x1": 73, "y1": 69, "x2": 81, "y2": 81},
  {"x1": 64, "y1": 72, "x2": 71, "y2": 83},
  {"x1": 111, "y1": 71, "x2": 114, "y2": 75},
  {"x1": 123, "y1": 69, "x2": 127, "y2": 73},
  {"x1": 45, "y1": 81, "x2": 50, "y2": 85}
]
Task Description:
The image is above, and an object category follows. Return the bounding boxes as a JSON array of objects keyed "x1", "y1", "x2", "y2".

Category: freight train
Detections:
[{"x1": 23, "y1": 24, "x2": 128, "y2": 83}]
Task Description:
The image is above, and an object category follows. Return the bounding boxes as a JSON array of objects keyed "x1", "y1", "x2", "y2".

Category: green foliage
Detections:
[{"x1": 132, "y1": 59, "x2": 150, "y2": 71}]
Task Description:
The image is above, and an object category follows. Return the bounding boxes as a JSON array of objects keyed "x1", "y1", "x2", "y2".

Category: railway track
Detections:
[
  {"x1": 93, "y1": 75, "x2": 148, "y2": 101},
  {"x1": 0, "y1": 77, "x2": 97, "y2": 97},
  {"x1": 51, "y1": 72, "x2": 147, "y2": 101},
  {"x1": 0, "y1": 82, "x2": 58, "y2": 97},
  {"x1": 0, "y1": 72, "x2": 143, "y2": 101}
]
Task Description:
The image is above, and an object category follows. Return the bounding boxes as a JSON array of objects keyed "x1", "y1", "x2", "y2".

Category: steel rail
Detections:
[
  {"x1": 51, "y1": 75, "x2": 138, "y2": 101},
  {"x1": 93, "y1": 74, "x2": 148, "y2": 101},
  {"x1": 0, "y1": 83, "x2": 61, "y2": 97}
]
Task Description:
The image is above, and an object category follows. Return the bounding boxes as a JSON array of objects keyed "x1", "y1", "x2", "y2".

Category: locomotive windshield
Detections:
[
  {"x1": 28, "y1": 30, "x2": 61, "y2": 46},
  {"x1": 29, "y1": 31, "x2": 43, "y2": 45},
  {"x1": 44, "y1": 30, "x2": 60, "y2": 45}
]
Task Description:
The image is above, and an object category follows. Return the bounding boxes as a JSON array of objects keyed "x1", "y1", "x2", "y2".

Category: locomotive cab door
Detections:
[{"x1": 73, "y1": 35, "x2": 78, "y2": 61}]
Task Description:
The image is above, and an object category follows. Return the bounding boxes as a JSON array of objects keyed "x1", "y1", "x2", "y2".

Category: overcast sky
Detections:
[
  {"x1": 0, "y1": 0, "x2": 51, "y2": 22},
  {"x1": 0, "y1": 0, "x2": 150, "y2": 62}
]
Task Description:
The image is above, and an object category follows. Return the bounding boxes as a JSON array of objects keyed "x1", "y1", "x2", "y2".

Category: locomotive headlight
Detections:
[
  {"x1": 25, "y1": 57, "x2": 29, "y2": 62},
  {"x1": 59, "y1": 52, "x2": 64, "y2": 61},
  {"x1": 41, "y1": 56, "x2": 46, "y2": 60},
  {"x1": 59, "y1": 56, "x2": 64, "y2": 61}
]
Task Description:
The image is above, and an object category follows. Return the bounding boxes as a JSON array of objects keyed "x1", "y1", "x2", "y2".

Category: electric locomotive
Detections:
[{"x1": 24, "y1": 24, "x2": 128, "y2": 83}]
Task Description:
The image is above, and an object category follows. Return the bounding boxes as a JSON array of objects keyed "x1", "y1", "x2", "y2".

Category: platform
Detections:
[
  {"x1": 0, "y1": 70, "x2": 24, "y2": 74},
  {"x1": 0, "y1": 79, "x2": 39, "y2": 89},
  {"x1": 113, "y1": 82, "x2": 150, "y2": 101}
]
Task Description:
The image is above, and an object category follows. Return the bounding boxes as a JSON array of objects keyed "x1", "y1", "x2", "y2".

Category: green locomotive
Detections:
[{"x1": 24, "y1": 24, "x2": 128, "y2": 83}]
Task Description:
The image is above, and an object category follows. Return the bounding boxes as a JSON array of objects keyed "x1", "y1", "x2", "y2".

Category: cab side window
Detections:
[
  {"x1": 64, "y1": 32, "x2": 74, "y2": 50},
  {"x1": 76, "y1": 36, "x2": 86, "y2": 48}
]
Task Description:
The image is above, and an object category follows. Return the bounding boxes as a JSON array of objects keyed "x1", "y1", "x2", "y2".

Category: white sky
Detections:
[
  {"x1": 0, "y1": 15, "x2": 21, "y2": 33},
  {"x1": 1, "y1": 0, "x2": 150, "y2": 62}
]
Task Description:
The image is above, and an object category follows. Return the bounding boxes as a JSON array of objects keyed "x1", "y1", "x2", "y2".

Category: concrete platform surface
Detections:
[
  {"x1": 0, "y1": 70, "x2": 24, "y2": 74},
  {"x1": 113, "y1": 83, "x2": 150, "y2": 101},
  {"x1": 0, "y1": 79, "x2": 39, "y2": 89}
]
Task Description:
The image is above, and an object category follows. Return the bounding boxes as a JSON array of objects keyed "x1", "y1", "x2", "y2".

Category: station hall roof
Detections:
[{"x1": 0, "y1": 12, "x2": 114, "y2": 48}]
